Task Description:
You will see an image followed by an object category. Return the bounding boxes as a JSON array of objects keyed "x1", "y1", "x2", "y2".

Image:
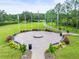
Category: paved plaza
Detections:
[{"x1": 14, "y1": 31, "x2": 62, "y2": 59}]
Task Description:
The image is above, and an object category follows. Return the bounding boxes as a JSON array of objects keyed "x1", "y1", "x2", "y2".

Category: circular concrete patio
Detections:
[{"x1": 14, "y1": 31, "x2": 62, "y2": 59}]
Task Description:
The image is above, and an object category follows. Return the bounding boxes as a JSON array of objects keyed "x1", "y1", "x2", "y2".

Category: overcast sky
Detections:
[{"x1": 0, "y1": 0, "x2": 65, "y2": 14}]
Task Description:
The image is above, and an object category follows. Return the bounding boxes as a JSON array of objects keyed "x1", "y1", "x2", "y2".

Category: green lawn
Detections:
[
  {"x1": 56, "y1": 36, "x2": 79, "y2": 59},
  {"x1": 0, "y1": 44, "x2": 21, "y2": 59},
  {"x1": 0, "y1": 22, "x2": 45, "y2": 59},
  {"x1": 0, "y1": 22, "x2": 79, "y2": 59},
  {"x1": 0, "y1": 22, "x2": 45, "y2": 44}
]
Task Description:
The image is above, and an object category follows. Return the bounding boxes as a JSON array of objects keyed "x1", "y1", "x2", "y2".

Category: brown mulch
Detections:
[
  {"x1": 45, "y1": 52, "x2": 56, "y2": 59},
  {"x1": 21, "y1": 50, "x2": 32, "y2": 59}
]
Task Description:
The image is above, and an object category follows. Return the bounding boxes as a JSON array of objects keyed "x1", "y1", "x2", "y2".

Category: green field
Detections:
[
  {"x1": 0, "y1": 44, "x2": 21, "y2": 59},
  {"x1": 0, "y1": 22, "x2": 79, "y2": 59},
  {"x1": 0, "y1": 22, "x2": 45, "y2": 59},
  {"x1": 56, "y1": 36, "x2": 79, "y2": 59},
  {"x1": 0, "y1": 22, "x2": 45, "y2": 44}
]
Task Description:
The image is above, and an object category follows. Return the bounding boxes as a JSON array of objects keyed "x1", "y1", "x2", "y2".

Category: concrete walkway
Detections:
[
  {"x1": 14, "y1": 31, "x2": 62, "y2": 59},
  {"x1": 62, "y1": 32, "x2": 79, "y2": 36}
]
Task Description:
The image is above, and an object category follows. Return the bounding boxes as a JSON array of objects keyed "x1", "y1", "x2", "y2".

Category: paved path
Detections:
[
  {"x1": 62, "y1": 32, "x2": 79, "y2": 36},
  {"x1": 14, "y1": 31, "x2": 62, "y2": 59}
]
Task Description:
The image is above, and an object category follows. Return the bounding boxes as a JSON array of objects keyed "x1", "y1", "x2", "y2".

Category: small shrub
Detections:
[
  {"x1": 20, "y1": 30, "x2": 29, "y2": 32},
  {"x1": 20, "y1": 44, "x2": 26, "y2": 54},
  {"x1": 9, "y1": 40, "x2": 20, "y2": 49},
  {"x1": 53, "y1": 44, "x2": 60, "y2": 49},
  {"x1": 53, "y1": 42, "x2": 65, "y2": 49},
  {"x1": 6, "y1": 35, "x2": 13, "y2": 42},
  {"x1": 59, "y1": 27, "x2": 61, "y2": 30},
  {"x1": 63, "y1": 36, "x2": 70, "y2": 45},
  {"x1": 45, "y1": 29, "x2": 52, "y2": 32},
  {"x1": 20, "y1": 30, "x2": 24, "y2": 33},
  {"x1": 67, "y1": 30, "x2": 69, "y2": 33},
  {"x1": 13, "y1": 32, "x2": 19, "y2": 36},
  {"x1": 32, "y1": 29, "x2": 39, "y2": 31},
  {"x1": 13, "y1": 33, "x2": 17, "y2": 36},
  {"x1": 48, "y1": 43, "x2": 57, "y2": 54},
  {"x1": 8, "y1": 40, "x2": 27, "y2": 54},
  {"x1": 45, "y1": 29, "x2": 49, "y2": 31},
  {"x1": 58, "y1": 42, "x2": 66, "y2": 48}
]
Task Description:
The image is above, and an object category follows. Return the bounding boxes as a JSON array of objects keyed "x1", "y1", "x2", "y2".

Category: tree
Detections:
[{"x1": 54, "y1": 3, "x2": 62, "y2": 29}]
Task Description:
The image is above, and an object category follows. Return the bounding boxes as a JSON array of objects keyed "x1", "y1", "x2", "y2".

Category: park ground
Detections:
[{"x1": 0, "y1": 22, "x2": 79, "y2": 59}]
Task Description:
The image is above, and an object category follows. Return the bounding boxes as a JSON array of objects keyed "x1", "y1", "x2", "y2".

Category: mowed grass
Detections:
[
  {"x1": 0, "y1": 44, "x2": 21, "y2": 59},
  {"x1": 56, "y1": 36, "x2": 79, "y2": 59},
  {"x1": 0, "y1": 22, "x2": 45, "y2": 44},
  {"x1": 0, "y1": 22, "x2": 45, "y2": 59},
  {"x1": 0, "y1": 22, "x2": 79, "y2": 59}
]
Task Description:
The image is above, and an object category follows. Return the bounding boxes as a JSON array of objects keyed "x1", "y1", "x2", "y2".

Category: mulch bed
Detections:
[
  {"x1": 21, "y1": 50, "x2": 32, "y2": 59},
  {"x1": 45, "y1": 51, "x2": 56, "y2": 59}
]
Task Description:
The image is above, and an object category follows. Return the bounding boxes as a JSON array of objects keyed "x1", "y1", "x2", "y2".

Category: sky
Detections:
[{"x1": 0, "y1": 0, "x2": 65, "y2": 14}]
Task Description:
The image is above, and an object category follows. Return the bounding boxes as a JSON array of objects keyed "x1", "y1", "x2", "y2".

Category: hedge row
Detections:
[{"x1": 0, "y1": 21, "x2": 18, "y2": 26}]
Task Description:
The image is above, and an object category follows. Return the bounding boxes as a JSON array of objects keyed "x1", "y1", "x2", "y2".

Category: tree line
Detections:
[{"x1": 0, "y1": 0, "x2": 79, "y2": 28}]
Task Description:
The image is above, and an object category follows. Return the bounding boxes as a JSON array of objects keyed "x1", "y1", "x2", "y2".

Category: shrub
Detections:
[
  {"x1": 58, "y1": 42, "x2": 66, "y2": 48},
  {"x1": 63, "y1": 36, "x2": 70, "y2": 45},
  {"x1": 6, "y1": 35, "x2": 13, "y2": 42},
  {"x1": 9, "y1": 40, "x2": 20, "y2": 49},
  {"x1": 20, "y1": 30, "x2": 24, "y2": 33},
  {"x1": 20, "y1": 44, "x2": 26, "y2": 54},
  {"x1": 0, "y1": 21, "x2": 17, "y2": 26},
  {"x1": 48, "y1": 43, "x2": 57, "y2": 54},
  {"x1": 13, "y1": 33, "x2": 17, "y2": 36},
  {"x1": 20, "y1": 30, "x2": 29, "y2": 33},
  {"x1": 45, "y1": 29, "x2": 52, "y2": 32},
  {"x1": 52, "y1": 42, "x2": 65, "y2": 49},
  {"x1": 45, "y1": 29, "x2": 49, "y2": 31},
  {"x1": 8, "y1": 40, "x2": 27, "y2": 54},
  {"x1": 59, "y1": 27, "x2": 61, "y2": 30},
  {"x1": 32, "y1": 29, "x2": 39, "y2": 31},
  {"x1": 67, "y1": 30, "x2": 69, "y2": 33}
]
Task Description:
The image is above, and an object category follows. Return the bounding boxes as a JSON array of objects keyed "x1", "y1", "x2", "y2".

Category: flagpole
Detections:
[
  {"x1": 57, "y1": 11, "x2": 59, "y2": 30},
  {"x1": 17, "y1": 14, "x2": 20, "y2": 32},
  {"x1": 31, "y1": 12, "x2": 32, "y2": 31},
  {"x1": 37, "y1": 11, "x2": 40, "y2": 30},
  {"x1": 44, "y1": 13, "x2": 47, "y2": 31},
  {"x1": 24, "y1": 14, "x2": 27, "y2": 30}
]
